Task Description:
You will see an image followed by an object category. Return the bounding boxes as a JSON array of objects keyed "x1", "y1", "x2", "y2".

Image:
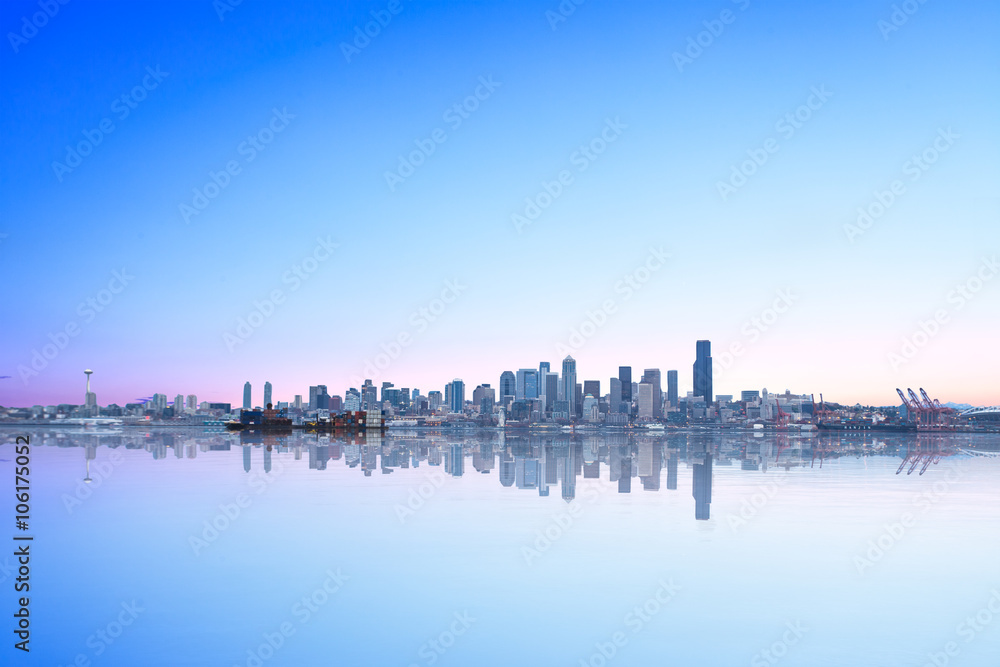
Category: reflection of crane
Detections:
[{"x1": 775, "y1": 401, "x2": 790, "y2": 428}]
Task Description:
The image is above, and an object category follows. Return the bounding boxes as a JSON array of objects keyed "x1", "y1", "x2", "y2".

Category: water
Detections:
[{"x1": 3, "y1": 429, "x2": 999, "y2": 667}]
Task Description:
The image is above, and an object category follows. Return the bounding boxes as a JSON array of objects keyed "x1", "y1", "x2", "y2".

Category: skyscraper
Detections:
[
  {"x1": 543, "y1": 373, "x2": 559, "y2": 411},
  {"x1": 263, "y1": 381, "x2": 272, "y2": 407},
  {"x1": 562, "y1": 356, "x2": 577, "y2": 418},
  {"x1": 610, "y1": 377, "x2": 622, "y2": 413},
  {"x1": 641, "y1": 369, "x2": 662, "y2": 418},
  {"x1": 618, "y1": 366, "x2": 632, "y2": 405},
  {"x1": 693, "y1": 340, "x2": 713, "y2": 404},
  {"x1": 516, "y1": 369, "x2": 539, "y2": 400},
  {"x1": 243, "y1": 382, "x2": 251, "y2": 410},
  {"x1": 449, "y1": 379, "x2": 465, "y2": 414},
  {"x1": 174, "y1": 394, "x2": 184, "y2": 414},
  {"x1": 667, "y1": 370, "x2": 678, "y2": 407},
  {"x1": 583, "y1": 380, "x2": 600, "y2": 402},
  {"x1": 538, "y1": 362, "x2": 551, "y2": 402},
  {"x1": 499, "y1": 371, "x2": 516, "y2": 400},
  {"x1": 637, "y1": 383, "x2": 654, "y2": 419}
]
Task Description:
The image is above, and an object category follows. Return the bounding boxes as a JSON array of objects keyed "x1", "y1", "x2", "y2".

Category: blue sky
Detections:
[{"x1": 1, "y1": 0, "x2": 998, "y2": 406}]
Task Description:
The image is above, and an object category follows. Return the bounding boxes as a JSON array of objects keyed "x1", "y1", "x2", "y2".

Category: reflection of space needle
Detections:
[{"x1": 84, "y1": 443, "x2": 96, "y2": 483}]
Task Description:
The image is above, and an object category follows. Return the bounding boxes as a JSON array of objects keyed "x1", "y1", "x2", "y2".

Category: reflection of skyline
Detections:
[{"x1": 14, "y1": 429, "x2": 989, "y2": 523}]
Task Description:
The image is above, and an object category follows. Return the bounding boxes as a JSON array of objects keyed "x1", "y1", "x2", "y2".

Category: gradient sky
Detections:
[{"x1": 1, "y1": 0, "x2": 998, "y2": 408}]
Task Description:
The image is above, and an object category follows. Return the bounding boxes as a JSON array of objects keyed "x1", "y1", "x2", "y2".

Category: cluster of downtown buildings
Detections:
[
  {"x1": 228, "y1": 341, "x2": 830, "y2": 427},
  {"x1": 3, "y1": 339, "x2": 990, "y2": 428}
]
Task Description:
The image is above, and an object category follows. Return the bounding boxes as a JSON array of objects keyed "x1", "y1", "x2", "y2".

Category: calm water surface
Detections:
[{"x1": 3, "y1": 429, "x2": 999, "y2": 667}]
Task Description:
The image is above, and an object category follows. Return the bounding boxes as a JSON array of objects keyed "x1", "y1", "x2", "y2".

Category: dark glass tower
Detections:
[
  {"x1": 693, "y1": 340, "x2": 713, "y2": 404},
  {"x1": 618, "y1": 366, "x2": 632, "y2": 404},
  {"x1": 667, "y1": 370, "x2": 678, "y2": 407}
]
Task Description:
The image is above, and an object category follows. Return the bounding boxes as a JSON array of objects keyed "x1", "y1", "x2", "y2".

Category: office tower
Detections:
[
  {"x1": 693, "y1": 340, "x2": 713, "y2": 404},
  {"x1": 575, "y1": 383, "x2": 583, "y2": 418},
  {"x1": 448, "y1": 379, "x2": 465, "y2": 414},
  {"x1": 544, "y1": 373, "x2": 559, "y2": 410},
  {"x1": 641, "y1": 369, "x2": 662, "y2": 418},
  {"x1": 561, "y1": 356, "x2": 577, "y2": 417},
  {"x1": 315, "y1": 386, "x2": 330, "y2": 410},
  {"x1": 499, "y1": 371, "x2": 516, "y2": 400},
  {"x1": 610, "y1": 377, "x2": 622, "y2": 413},
  {"x1": 667, "y1": 370, "x2": 678, "y2": 407},
  {"x1": 583, "y1": 380, "x2": 600, "y2": 402},
  {"x1": 293, "y1": 395, "x2": 303, "y2": 410},
  {"x1": 329, "y1": 395, "x2": 342, "y2": 412},
  {"x1": 618, "y1": 366, "x2": 632, "y2": 405},
  {"x1": 243, "y1": 382, "x2": 252, "y2": 410},
  {"x1": 741, "y1": 390, "x2": 760, "y2": 402},
  {"x1": 582, "y1": 394, "x2": 599, "y2": 422},
  {"x1": 362, "y1": 381, "x2": 377, "y2": 410},
  {"x1": 174, "y1": 394, "x2": 184, "y2": 414},
  {"x1": 308, "y1": 385, "x2": 320, "y2": 410},
  {"x1": 692, "y1": 454, "x2": 713, "y2": 520},
  {"x1": 516, "y1": 369, "x2": 539, "y2": 400},
  {"x1": 381, "y1": 381, "x2": 394, "y2": 403},
  {"x1": 263, "y1": 381, "x2": 272, "y2": 407},
  {"x1": 344, "y1": 388, "x2": 361, "y2": 412},
  {"x1": 428, "y1": 390, "x2": 443, "y2": 410},
  {"x1": 637, "y1": 383, "x2": 654, "y2": 419},
  {"x1": 473, "y1": 384, "x2": 495, "y2": 414},
  {"x1": 186, "y1": 395, "x2": 197, "y2": 411},
  {"x1": 538, "y1": 362, "x2": 550, "y2": 401},
  {"x1": 412, "y1": 388, "x2": 420, "y2": 400}
]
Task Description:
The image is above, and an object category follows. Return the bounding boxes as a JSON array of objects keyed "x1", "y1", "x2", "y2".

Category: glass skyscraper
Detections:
[
  {"x1": 693, "y1": 340, "x2": 713, "y2": 404},
  {"x1": 562, "y1": 356, "x2": 577, "y2": 417}
]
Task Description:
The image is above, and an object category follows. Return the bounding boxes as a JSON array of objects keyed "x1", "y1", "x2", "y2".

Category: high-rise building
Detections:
[
  {"x1": 428, "y1": 391, "x2": 443, "y2": 410},
  {"x1": 499, "y1": 371, "x2": 516, "y2": 400},
  {"x1": 473, "y1": 384, "x2": 495, "y2": 414},
  {"x1": 448, "y1": 379, "x2": 465, "y2": 414},
  {"x1": 362, "y1": 381, "x2": 378, "y2": 410},
  {"x1": 516, "y1": 369, "x2": 539, "y2": 400},
  {"x1": 637, "y1": 383, "x2": 654, "y2": 419},
  {"x1": 174, "y1": 394, "x2": 184, "y2": 414},
  {"x1": 693, "y1": 340, "x2": 713, "y2": 404},
  {"x1": 618, "y1": 366, "x2": 632, "y2": 405},
  {"x1": 263, "y1": 381, "x2": 272, "y2": 407},
  {"x1": 641, "y1": 369, "x2": 662, "y2": 418},
  {"x1": 610, "y1": 377, "x2": 622, "y2": 413},
  {"x1": 538, "y1": 362, "x2": 550, "y2": 397},
  {"x1": 293, "y1": 395, "x2": 303, "y2": 410},
  {"x1": 667, "y1": 370, "x2": 678, "y2": 407},
  {"x1": 243, "y1": 382, "x2": 252, "y2": 410},
  {"x1": 562, "y1": 356, "x2": 577, "y2": 418},
  {"x1": 544, "y1": 372, "x2": 559, "y2": 411},
  {"x1": 186, "y1": 395, "x2": 197, "y2": 411},
  {"x1": 583, "y1": 380, "x2": 600, "y2": 403},
  {"x1": 344, "y1": 388, "x2": 361, "y2": 412}
]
